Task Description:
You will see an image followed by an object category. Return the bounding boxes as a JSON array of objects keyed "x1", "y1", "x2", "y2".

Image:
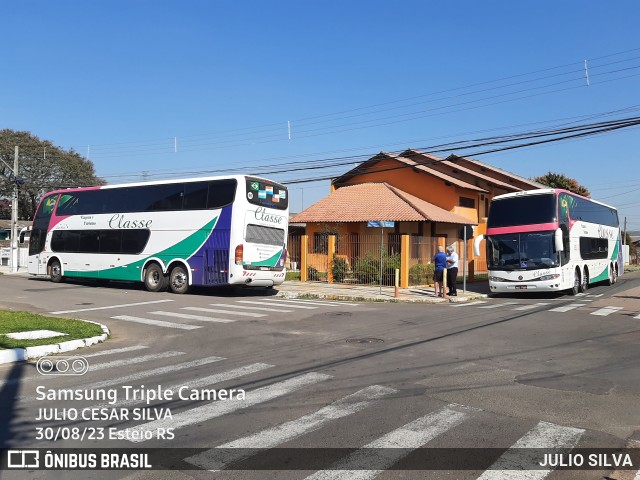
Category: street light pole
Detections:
[{"x1": 10, "y1": 146, "x2": 19, "y2": 273}]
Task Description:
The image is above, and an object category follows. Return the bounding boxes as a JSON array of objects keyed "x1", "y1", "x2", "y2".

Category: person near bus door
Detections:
[{"x1": 446, "y1": 246, "x2": 459, "y2": 296}]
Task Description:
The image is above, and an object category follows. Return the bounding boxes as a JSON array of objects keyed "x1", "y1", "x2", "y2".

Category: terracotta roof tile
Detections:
[{"x1": 289, "y1": 183, "x2": 474, "y2": 225}]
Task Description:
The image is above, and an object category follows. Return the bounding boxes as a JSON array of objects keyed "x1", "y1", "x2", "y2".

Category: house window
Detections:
[{"x1": 459, "y1": 196, "x2": 475, "y2": 208}]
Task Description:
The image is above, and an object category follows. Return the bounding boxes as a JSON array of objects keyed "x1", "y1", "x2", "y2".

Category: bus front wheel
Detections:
[
  {"x1": 144, "y1": 263, "x2": 167, "y2": 292},
  {"x1": 49, "y1": 260, "x2": 63, "y2": 283},
  {"x1": 169, "y1": 265, "x2": 190, "y2": 294}
]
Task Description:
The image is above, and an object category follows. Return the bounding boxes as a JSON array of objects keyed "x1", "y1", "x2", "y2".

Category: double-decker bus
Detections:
[
  {"x1": 27, "y1": 175, "x2": 288, "y2": 293},
  {"x1": 474, "y1": 189, "x2": 622, "y2": 295}
]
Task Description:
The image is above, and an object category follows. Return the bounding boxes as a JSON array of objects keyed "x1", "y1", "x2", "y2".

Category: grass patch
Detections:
[
  {"x1": 0, "y1": 311, "x2": 104, "y2": 349},
  {"x1": 285, "y1": 271, "x2": 301, "y2": 281}
]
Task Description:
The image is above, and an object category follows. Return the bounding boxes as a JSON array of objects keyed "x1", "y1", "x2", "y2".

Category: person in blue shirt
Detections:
[
  {"x1": 446, "y1": 246, "x2": 459, "y2": 296},
  {"x1": 433, "y1": 245, "x2": 448, "y2": 298}
]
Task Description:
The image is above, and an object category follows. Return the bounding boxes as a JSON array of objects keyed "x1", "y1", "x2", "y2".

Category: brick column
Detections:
[
  {"x1": 400, "y1": 234, "x2": 409, "y2": 288},
  {"x1": 327, "y1": 235, "x2": 336, "y2": 283},
  {"x1": 300, "y1": 235, "x2": 308, "y2": 282}
]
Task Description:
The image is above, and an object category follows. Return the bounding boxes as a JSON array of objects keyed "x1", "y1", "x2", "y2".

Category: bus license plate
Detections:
[{"x1": 515, "y1": 285, "x2": 527, "y2": 290}]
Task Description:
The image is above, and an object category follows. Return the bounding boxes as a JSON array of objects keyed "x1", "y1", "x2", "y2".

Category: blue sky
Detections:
[{"x1": 3, "y1": 1, "x2": 640, "y2": 229}]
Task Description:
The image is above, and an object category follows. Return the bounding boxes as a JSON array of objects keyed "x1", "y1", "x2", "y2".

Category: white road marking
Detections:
[
  {"x1": 123, "y1": 372, "x2": 332, "y2": 442},
  {"x1": 303, "y1": 405, "x2": 469, "y2": 480},
  {"x1": 635, "y1": 313, "x2": 640, "y2": 320},
  {"x1": 478, "y1": 302, "x2": 520, "y2": 309},
  {"x1": 150, "y1": 311, "x2": 235, "y2": 323},
  {"x1": 186, "y1": 385, "x2": 397, "y2": 471},
  {"x1": 49, "y1": 299, "x2": 173, "y2": 314},
  {"x1": 270, "y1": 299, "x2": 358, "y2": 307},
  {"x1": 476, "y1": 421, "x2": 584, "y2": 480},
  {"x1": 82, "y1": 345, "x2": 149, "y2": 358},
  {"x1": 20, "y1": 356, "x2": 226, "y2": 401},
  {"x1": 586, "y1": 293, "x2": 604, "y2": 297},
  {"x1": 450, "y1": 301, "x2": 489, "y2": 307},
  {"x1": 237, "y1": 300, "x2": 318, "y2": 309},
  {"x1": 110, "y1": 315, "x2": 201, "y2": 330},
  {"x1": 591, "y1": 306, "x2": 624, "y2": 316},
  {"x1": 548, "y1": 303, "x2": 587, "y2": 312},
  {"x1": 89, "y1": 351, "x2": 185, "y2": 371},
  {"x1": 511, "y1": 303, "x2": 550, "y2": 311},
  {"x1": 183, "y1": 307, "x2": 266, "y2": 318},
  {"x1": 95, "y1": 363, "x2": 274, "y2": 409},
  {"x1": 208, "y1": 303, "x2": 293, "y2": 313}
]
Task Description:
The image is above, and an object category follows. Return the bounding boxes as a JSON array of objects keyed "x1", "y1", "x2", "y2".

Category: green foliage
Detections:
[
  {"x1": 409, "y1": 262, "x2": 435, "y2": 285},
  {"x1": 352, "y1": 251, "x2": 401, "y2": 285},
  {"x1": 331, "y1": 255, "x2": 349, "y2": 282},
  {"x1": 307, "y1": 265, "x2": 327, "y2": 281},
  {"x1": 285, "y1": 271, "x2": 300, "y2": 281},
  {"x1": 0, "y1": 129, "x2": 105, "y2": 220},
  {"x1": 534, "y1": 171, "x2": 590, "y2": 197}
]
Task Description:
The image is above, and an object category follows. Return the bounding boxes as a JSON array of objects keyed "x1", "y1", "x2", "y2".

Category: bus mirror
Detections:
[
  {"x1": 473, "y1": 234, "x2": 484, "y2": 256},
  {"x1": 554, "y1": 228, "x2": 564, "y2": 252}
]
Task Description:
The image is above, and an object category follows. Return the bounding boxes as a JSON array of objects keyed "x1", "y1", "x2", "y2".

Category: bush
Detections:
[
  {"x1": 331, "y1": 255, "x2": 349, "y2": 283},
  {"x1": 409, "y1": 263, "x2": 434, "y2": 286},
  {"x1": 352, "y1": 251, "x2": 401, "y2": 286},
  {"x1": 307, "y1": 265, "x2": 327, "y2": 281}
]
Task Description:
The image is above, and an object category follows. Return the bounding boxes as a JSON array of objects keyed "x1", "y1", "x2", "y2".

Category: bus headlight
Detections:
[
  {"x1": 489, "y1": 276, "x2": 507, "y2": 282},
  {"x1": 539, "y1": 274, "x2": 561, "y2": 281}
]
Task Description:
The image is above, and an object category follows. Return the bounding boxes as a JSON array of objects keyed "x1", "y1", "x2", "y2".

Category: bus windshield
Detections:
[
  {"x1": 488, "y1": 194, "x2": 556, "y2": 228},
  {"x1": 487, "y1": 232, "x2": 560, "y2": 270}
]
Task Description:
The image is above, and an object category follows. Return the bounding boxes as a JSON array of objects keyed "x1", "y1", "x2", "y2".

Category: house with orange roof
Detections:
[{"x1": 290, "y1": 150, "x2": 543, "y2": 286}]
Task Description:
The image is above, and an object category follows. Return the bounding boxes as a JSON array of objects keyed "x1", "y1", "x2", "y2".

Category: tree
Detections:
[
  {"x1": 534, "y1": 171, "x2": 591, "y2": 197},
  {"x1": 0, "y1": 130, "x2": 105, "y2": 220}
]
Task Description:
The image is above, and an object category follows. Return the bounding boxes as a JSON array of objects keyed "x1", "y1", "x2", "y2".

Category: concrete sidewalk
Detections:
[{"x1": 274, "y1": 280, "x2": 490, "y2": 303}]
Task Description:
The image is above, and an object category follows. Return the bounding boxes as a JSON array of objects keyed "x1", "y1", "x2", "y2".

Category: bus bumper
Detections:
[{"x1": 488, "y1": 280, "x2": 563, "y2": 293}]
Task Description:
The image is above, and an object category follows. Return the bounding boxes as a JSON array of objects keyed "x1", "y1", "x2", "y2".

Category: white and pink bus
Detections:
[
  {"x1": 474, "y1": 189, "x2": 622, "y2": 295},
  {"x1": 27, "y1": 175, "x2": 289, "y2": 293}
]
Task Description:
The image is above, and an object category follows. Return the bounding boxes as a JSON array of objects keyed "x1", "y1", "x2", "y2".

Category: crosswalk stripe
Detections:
[
  {"x1": 591, "y1": 306, "x2": 623, "y2": 316},
  {"x1": 96, "y1": 363, "x2": 274, "y2": 409},
  {"x1": 89, "y1": 351, "x2": 185, "y2": 371},
  {"x1": 183, "y1": 307, "x2": 266, "y2": 318},
  {"x1": 450, "y1": 301, "x2": 489, "y2": 307},
  {"x1": 110, "y1": 315, "x2": 201, "y2": 330},
  {"x1": 49, "y1": 299, "x2": 173, "y2": 314},
  {"x1": 208, "y1": 303, "x2": 293, "y2": 313},
  {"x1": 83, "y1": 345, "x2": 149, "y2": 357},
  {"x1": 478, "y1": 302, "x2": 519, "y2": 309},
  {"x1": 586, "y1": 293, "x2": 604, "y2": 297},
  {"x1": 635, "y1": 313, "x2": 640, "y2": 320},
  {"x1": 186, "y1": 385, "x2": 397, "y2": 471},
  {"x1": 270, "y1": 299, "x2": 357, "y2": 307},
  {"x1": 150, "y1": 311, "x2": 235, "y2": 323},
  {"x1": 123, "y1": 372, "x2": 332, "y2": 443},
  {"x1": 303, "y1": 405, "x2": 469, "y2": 480},
  {"x1": 548, "y1": 303, "x2": 587, "y2": 313},
  {"x1": 20, "y1": 356, "x2": 226, "y2": 402},
  {"x1": 237, "y1": 300, "x2": 318, "y2": 309},
  {"x1": 476, "y1": 421, "x2": 584, "y2": 480},
  {"x1": 512, "y1": 303, "x2": 550, "y2": 311}
]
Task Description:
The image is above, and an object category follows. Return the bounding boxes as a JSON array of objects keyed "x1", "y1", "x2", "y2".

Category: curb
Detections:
[
  {"x1": 275, "y1": 290, "x2": 488, "y2": 303},
  {"x1": 0, "y1": 320, "x2": 110, "y2": 365}
]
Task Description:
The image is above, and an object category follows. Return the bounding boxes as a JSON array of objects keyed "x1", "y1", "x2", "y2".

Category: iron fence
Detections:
[{"x1": 333, "y1": 233, "x2": 401, "y2": 286}]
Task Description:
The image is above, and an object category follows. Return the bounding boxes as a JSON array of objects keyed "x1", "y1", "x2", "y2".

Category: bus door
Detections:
[{"x1": 28, "y1": 194, "x2": 59, "y2": 275}]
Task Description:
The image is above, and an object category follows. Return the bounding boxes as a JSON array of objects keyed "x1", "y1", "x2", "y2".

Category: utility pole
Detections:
[{"x1": 11, "y1": 146, "x2": 19, "y2": 273}]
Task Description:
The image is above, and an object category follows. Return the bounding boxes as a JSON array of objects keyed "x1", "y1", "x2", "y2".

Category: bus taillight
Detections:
[{"x1": 235, "y1": 244, "x2": 244, "y2": 265}]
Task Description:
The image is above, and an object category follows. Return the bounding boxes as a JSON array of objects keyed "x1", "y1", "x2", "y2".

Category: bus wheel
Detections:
[
  {"x1": 580, "y1": 268, "x2": 589, "y2": 293},
  {"x1": 570, "y1": 269, "x2": 580, "y2": 295},
  {"x1": 49, "y1": 260, "x2": 63, "y2": 283},
  {"x1": 607, "y1": 264, "x2": 617, "y2": 286},
  {"x1": 169, "y1": 265, "x2": 190, "y2": 294},
  {"x1": 144, "y1": 263, "x2": 167, "y2": 292}
]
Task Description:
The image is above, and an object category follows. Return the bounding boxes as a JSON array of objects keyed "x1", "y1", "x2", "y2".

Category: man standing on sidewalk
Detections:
[
  {"x1": 446, "y1": 246, "x2": 459, "y2": 296},
  {"x1": 433, "y1": 245, "x2": 447, "y2": 298}
]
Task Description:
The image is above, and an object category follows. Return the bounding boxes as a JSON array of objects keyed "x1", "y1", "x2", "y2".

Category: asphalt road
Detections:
[{"x1": 1, "y1": 273, "x2": 639, "y2": 480}]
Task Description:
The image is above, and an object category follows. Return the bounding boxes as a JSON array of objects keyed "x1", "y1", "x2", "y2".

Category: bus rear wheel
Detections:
[
  {"x1": 144, "y1": 263, "x2": 167, "y2": 292},
  {"x1": 607, "y1": 264, "x2": 617, "y2": 286},
  {"x1": 580, "y1": 268, "x2": 589, "y2": 293},
  {"x1": 169, "y1": 265, "x2": 190, "y2": 294},
  {"x1": 49, "y1": 260, "x2": 63, "y2": 283},
  {"x1": 570, "y1": 269, "x2": 580, "y2": 295}
]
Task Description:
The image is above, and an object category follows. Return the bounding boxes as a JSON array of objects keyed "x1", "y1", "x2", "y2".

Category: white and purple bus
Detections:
[
  {"x1": 474, "y1": 189, "x2": 622, "y2": 295},
  {"x1": 27, "y1": 175, "x2": 288, "y2": 293}
]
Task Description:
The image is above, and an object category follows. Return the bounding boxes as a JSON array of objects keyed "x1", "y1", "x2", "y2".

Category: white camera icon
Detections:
[{"x1": 36, "y1": 356, "x2": 88, "y2": 375}]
